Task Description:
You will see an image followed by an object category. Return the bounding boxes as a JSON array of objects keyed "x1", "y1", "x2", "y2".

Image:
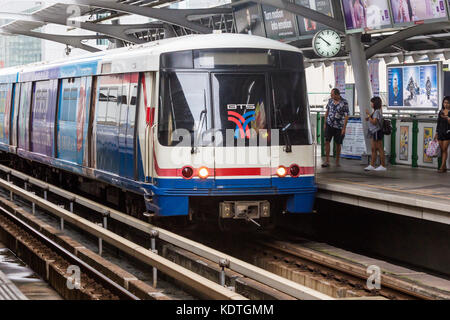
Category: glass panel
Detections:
[
  {"x1": 97, "y1": 88, "x2": 108, "y2": 123},
  {"x1": 106, "y1": 88, "x2": 118, "y2": 124},
  {"x1": 271, "y1": 72, "x2": 312, "y2": 145},
  {"x1": 212, "y1": 73, "x2": 268, "y2": 146},
  {"x1": 158, "y1": 72, "x2": 210, "y2": 146}
]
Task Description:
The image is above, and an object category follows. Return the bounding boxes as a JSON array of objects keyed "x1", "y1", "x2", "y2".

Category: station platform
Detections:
[{"x1": 316, "y1": 158, "x2": 450, "y2": 225}]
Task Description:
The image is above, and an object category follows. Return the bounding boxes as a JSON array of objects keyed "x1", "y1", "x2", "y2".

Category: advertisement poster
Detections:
[
  {"x1": 334, "y1": 61, "x2": 346, "y2": 95},
  {"x1": 390, "y1": 0, "x2": 447, "y2": 24},
  {"x1": 342, "y1": 118, "x2": 367, "y2": 159},
  {"x1": 387, "y1": 63, "x2": 439, "y2": 108},
  {"x1": 388, "y1": 67, "x2": 403, "y2": 106},
  {"x1": 234, "y1": 3, "x2": 266, "y2": 37},
  {"x1": 262, "y1": 5, "x2": 299, "y2": 40},
  {"x1": 295, "y1": 0, "x2": 333, "y2": 36},
  {"x1": 341, "y1": 0, "x2": 391, "y2": 31},
  {"x1": 399, "y1": 126, "x2": 409, "y2": 160},
  {"x1": 423, "y1": 127, "x2": 433, "y2": 163},
  {"x1": 368, "y1": 59, "x2": 380, "y2": 96},
  {"x1": 403, "y1": 65, "x2": 421, "y2": 106}
]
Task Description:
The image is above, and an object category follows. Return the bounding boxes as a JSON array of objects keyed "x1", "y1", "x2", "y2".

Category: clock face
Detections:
[{"x1": 313, "y1": 30, "x2": 341, "y2": 58}]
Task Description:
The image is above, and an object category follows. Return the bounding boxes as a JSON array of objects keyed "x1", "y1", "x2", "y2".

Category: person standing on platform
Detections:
[
  {"x1": 364, "y1": 96, "x2": 386, "y2": 171},
  {"x1": 435, "y1": 96, "x2": 450, "y2": 173},
  {"x1": 322, "y1": 88, "x2": 349, "y2": 168}
]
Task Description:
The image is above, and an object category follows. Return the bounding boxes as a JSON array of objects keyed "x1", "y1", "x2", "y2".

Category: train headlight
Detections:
[
  {"x1": 289, "y1": 164, "x2": 300, "y2": 177},
  {"x1": 276, "y1": 166, "x2": 287, "y2": 178},
  {"x1": 198, "y1": 167, "x2": 209, "y2": 179},
  {"x1": 181, "y1": 166, "x2": 194, "y2": 179}
]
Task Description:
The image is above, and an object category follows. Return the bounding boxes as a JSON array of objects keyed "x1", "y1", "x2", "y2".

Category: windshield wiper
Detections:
[
  {"x1": 191, "y1": 90, "x2": 207, "y2": 154},
  {"x1": 276, "y1": 108, "x2": 292, "y2": 153}
]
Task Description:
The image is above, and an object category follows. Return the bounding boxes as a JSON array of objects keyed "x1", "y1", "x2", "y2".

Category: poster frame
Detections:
[
  {"x1": 386, "y1": 61, "x2": 443, "y2": 110},
  {"x1": 295, "y1": 0, "x2": 336, "y2": 39},
  {"x1": 261, "y1": 3, "x2": 301, "y2": 42},
  {"x1": 390, "y1": 0, "x2": 449, "y2": 29},
  {"x1": 340, "y1": 0, "x2": 395, "y2": 34}
]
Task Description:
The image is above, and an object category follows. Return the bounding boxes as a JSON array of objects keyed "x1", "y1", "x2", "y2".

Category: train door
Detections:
[
  {"x1": 10, "y1": 83, "x2": 21, "y2": 150},
  {"x1": 211, "y1": 73, "x2": 272, "y2": 187},
  {"x1": 137, "y1": 72, "x2": 154, "y2": 182},
  {"x1": 118, "y1": 73, "x2": 139, "y2": 179}
]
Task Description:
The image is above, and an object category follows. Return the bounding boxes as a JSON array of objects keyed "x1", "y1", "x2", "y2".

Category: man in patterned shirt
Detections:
[{"x1": 322, "y1": 88, "x2": 349, "y2": 168}]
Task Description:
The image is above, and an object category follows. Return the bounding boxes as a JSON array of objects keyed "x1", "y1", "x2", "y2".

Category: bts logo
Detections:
[
  {"x1": 227, "y1": 104, "x2": 256, "y2": 110},
  {"x1": 227, "y1": 104, "x2": 256, "y2": 139}
]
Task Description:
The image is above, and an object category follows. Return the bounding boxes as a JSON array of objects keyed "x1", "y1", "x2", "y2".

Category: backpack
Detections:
[{"x1": 382, "y1": 118, "x2": 392, "y2": 135}]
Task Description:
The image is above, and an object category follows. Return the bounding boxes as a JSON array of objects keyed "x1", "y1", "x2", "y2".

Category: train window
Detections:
[
  {"x1": 128, "y1": 85, "x2": 137, "y2": 127},
  {"x1": 160, "y1": 50, "x2": 193, "y2": 69},
  {"x1": 67, "y1": 88, "x2": 78, "y2": 122},
  {"x1": 211, "y1": 73, "x2": 268, "y2": 146},
  {"x1": 106, "y1": 88, "x2": 118, "y2": 125},
  {"x1": 159, "y1": 72, "x2": 210, "y2": 146},
  {"x1": 279, "y1": 51, "x2": 303, "y2": 70},
  {"x1": 270, "y1": 72, "x2": 312, "y2": 145},
  {"x1": 97, "y1": 88, "x2": 108, "y2": 123}
]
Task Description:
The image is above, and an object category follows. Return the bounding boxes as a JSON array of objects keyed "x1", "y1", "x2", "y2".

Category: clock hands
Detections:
[{"x1": 318, "y1": 36, "x2": 331, "y2": 46}]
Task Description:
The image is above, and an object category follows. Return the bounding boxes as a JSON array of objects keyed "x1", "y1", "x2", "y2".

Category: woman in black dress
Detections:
[{"x1": 435, "y1": 96, "x2": 450, "y2": 173}]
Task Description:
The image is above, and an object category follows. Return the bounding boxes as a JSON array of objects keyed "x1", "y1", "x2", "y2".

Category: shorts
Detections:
[
  {"x1": 437, "y1": 132, "x2": 450, "y2": 141},
  {"x1": 369, "y1": 130, "x2": 384, "y2": 141},
  {"x1": 325, "y1": 125, "x2": 345, "y2": 145}
]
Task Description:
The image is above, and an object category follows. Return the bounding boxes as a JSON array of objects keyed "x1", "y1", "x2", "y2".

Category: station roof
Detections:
[{"x1": 0, "y1": 0, "x2": 449, "y2": 63}]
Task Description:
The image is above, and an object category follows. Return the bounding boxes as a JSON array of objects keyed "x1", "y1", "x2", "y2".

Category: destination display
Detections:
[
  {"x1": 295, "y1": 0, "x2": 334, "y2": 36},
  {"x1": 390, "y1": 0, "x2": 448, "y2": 24},
  {"x1": 234, "y1": 2, "x2": 266, "y2": 37},
  {"x1": 341, "y1": 0, "x2": 392, "y2": 32},
  {"x1": 387, "y1": 63, "x2": 440, "y2": 109},
  {"x1": 262, "y1": 5, "x2": 299, "y2": 40}
]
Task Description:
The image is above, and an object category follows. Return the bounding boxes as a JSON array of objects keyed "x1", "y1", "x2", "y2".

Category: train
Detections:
[{"x1": 0, "y1": 34, "x2": 316, "y2": 228}]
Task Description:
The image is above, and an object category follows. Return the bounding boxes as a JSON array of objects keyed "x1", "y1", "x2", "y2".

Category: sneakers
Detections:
[
  {"x1": 364, "y1": 165, "x2": 375, "y2": 171},
  {"x1": 374, "y1": 166, "x2": 387, "y2": 171}
]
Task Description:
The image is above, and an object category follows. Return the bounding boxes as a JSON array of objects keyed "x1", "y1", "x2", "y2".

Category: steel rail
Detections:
[
  {"x1": 0, "y1": 164, "x2": 332, "y2": 300},
  {"x1": 0, "y1": 173, "x2": 245, "y2": 300},
  {"x1": 0, "y1": 204, "x2": 139, "y2": 300}
]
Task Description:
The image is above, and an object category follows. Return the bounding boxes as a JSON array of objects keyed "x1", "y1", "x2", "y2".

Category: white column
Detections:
[{"x1": 347, "y1": 33, "x2": 372, "y2": 154}]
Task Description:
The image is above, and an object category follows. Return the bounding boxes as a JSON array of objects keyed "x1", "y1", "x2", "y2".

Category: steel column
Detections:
[{"x1": 347, "y1": 33, "x2": 372, "y2": 154}]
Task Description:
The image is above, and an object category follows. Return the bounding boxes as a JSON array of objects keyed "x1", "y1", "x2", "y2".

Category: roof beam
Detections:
[
  {"x1": 0, "y1": 11, "x2": 149, "y2": 44},
  {"x1": 0, "y1": 27, "x2": 103, "y2": 52},
  {"x1": 366, "y1": 21, "x2": 450, "y2": 59},
  {"x1": 53, "y1": 0, "x2": 232, "y2": 33}
]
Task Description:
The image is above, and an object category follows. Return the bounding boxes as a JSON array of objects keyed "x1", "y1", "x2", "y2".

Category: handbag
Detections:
[{"x1": 426, "y1": 140, "x2": 441, "y2": 158}]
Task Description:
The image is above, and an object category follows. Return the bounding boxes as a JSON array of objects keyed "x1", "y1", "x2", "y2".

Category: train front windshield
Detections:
[{"x1": 158, "y1": 49, "x2": 312, "y2": 147}]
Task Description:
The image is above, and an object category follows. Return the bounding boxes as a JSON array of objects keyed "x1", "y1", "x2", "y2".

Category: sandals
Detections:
[
  {"x1": 321, "y1": 163, "x2": 330, "y2": 168},
  {"x1": 438, "y1": 168, "x2": 447, "y2": 173}
]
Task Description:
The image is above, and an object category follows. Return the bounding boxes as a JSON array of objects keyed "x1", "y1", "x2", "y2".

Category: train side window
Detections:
[
  {"x1": 128, "y1": 85, "x2": 137, "y2": 128},
  {"x1": 62, "y1": 88, "x2": 71, "y2": 121},
  {"x1": 106, "y1": 88, "x2": 118, "y2": 125},
  {"x1": 97, "y1": 88, "x2": 108, "y2": 123},
  {"x1": 67, "y1": 88, "x2": 78, "y2": 122}
]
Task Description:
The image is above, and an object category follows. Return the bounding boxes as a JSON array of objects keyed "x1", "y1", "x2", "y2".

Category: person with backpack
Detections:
[
  {"x1": 364, "y1": 96, "x2": 387, "y2": 171},
  {"x1": 434, "y1": 96, "x2": 450, "y2": 173}
]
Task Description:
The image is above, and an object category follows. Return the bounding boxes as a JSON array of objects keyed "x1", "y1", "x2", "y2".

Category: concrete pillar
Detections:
[{"x1": 347, "y1": 33, "x2": 372, "y2": 154}]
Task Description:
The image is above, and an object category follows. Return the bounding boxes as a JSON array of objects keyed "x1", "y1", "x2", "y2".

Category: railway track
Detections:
[
  {"x1": 0, "y1": 163, "x2": 329, "y2": 300},
  {"x1": 1, "y1": 163, "x2": 448, "y2": 301},
  {"x1": 0, "y1": 204, "x2": 138, "y2": 300}
]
